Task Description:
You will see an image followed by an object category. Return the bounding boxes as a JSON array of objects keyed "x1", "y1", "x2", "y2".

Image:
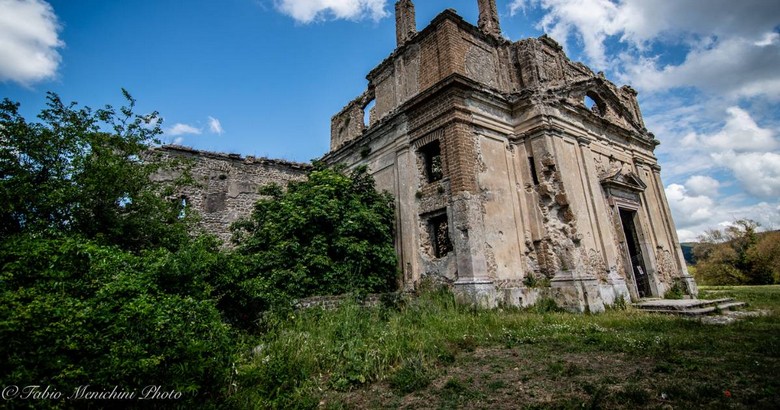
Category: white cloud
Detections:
[
  {"x1": 681, "y1": 107, "x2": 778, "y2": 153},
  {"x1": 173, "y1": 137, "x2": 184, "y2": 145},
  {"x1": 621, "y1": 36, "x2": 780, "y2": 99},
  {"x1": 665, "y1": 183, "x2": 715, "y2": 228},
  {"x1": 685, "y1": 175, "x2": 719, "y2": 197},
  {"x1": 511, "y1": 0, "x2": 621, "y2": 68},
  {"x1": 274, "y1": 0, "x2": 388, "y2": 24},
  {"x1": 511, "y1": 0, "x2": 780, "y2": 98},
  {"x1": 0, "y1": 0, "x2": 63, "y2": 85},
  {"x1": 510, "y1": 0, "x2": 780, "y2": 238},
  {"x1": 166, "y1": 123, "x2": 202, "y2": 136},
  {"x1": 666, "y1": 182, "x2": 780, "y2": 242},
  {"x1": 208, "y1": 116, "x2": 224, "y2": 135},
  {"x1": 712, "y1": 151, "x2": 780, "y2": 199}
]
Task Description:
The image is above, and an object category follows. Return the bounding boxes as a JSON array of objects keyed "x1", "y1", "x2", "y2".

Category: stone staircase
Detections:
[{"x1": 633, "y1": 298, "x2": 747, "y2": 316}]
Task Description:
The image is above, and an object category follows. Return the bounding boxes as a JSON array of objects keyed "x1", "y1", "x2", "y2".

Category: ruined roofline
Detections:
[
  {"x1": 365, "y1": 8, "x2": 510, "y2": 86},
  {"x1": 324, "y1": 73, "x2": 506, "y2": 161},
  {"x1": 156, "y1": 144, "x2": 312, "y2": 170},
  {"x1": 325, "y1": 71, "x2": 656, "y2": 163}
]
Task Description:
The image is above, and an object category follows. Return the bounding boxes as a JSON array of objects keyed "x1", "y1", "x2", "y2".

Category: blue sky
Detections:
[{"x1": 1, "y1": 0, "x2": 779, "y2": 241}]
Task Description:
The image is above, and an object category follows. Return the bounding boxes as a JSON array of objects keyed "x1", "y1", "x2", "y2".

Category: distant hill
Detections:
[{"x1": 680, "y1": 242, "x2": 697, "y2": 265}]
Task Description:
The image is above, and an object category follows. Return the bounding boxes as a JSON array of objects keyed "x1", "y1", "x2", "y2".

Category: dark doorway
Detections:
[{"x1": 619, "y1": 209, "x2": 651, "y2": 298}]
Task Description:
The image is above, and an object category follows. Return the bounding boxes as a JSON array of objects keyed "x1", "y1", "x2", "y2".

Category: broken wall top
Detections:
[{"x1": 329, "y1": 9, "x2": 652, "y2": 152}]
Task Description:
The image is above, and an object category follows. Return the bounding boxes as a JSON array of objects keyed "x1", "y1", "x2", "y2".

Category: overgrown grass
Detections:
[
  {"x1": 230, "y1": 286, "x2": 780, "y2": 409},
  {"x1": 699, "y1": 284, "x2": 780, "y2": 311}
]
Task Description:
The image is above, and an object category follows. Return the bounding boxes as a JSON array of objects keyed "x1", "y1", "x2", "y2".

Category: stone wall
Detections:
[
  {"x1": 151, "y1": 145, "x2": 310, "y2": 243},
  {"x1": 293, "y1": 293, "x2": 405, "y2": 310}
]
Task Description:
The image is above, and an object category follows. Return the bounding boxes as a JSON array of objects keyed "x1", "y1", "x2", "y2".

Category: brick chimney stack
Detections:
[
  {"x1": 477, "y1": 0, "x2": 502, "y2": 38},
  {"x1": 395, "y1": 0, "x2": 416, "y2": 46}
]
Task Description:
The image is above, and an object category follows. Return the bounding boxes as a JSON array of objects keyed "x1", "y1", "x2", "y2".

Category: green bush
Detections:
[
  {"x1": 230, "y1": 164, "x2": 398, "y2": 317},
  {"x1": 0, "y1": 236, "x2": 238, "y2": 406}
]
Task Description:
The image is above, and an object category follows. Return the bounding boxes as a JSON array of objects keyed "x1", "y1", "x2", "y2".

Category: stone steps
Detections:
[{"x1": 633, "y1": 298, "x2": 747, "y2": 316}]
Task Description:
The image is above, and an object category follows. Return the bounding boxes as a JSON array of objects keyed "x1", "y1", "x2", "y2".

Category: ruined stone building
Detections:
[
  {"x1": 161, "y1": 1, "x2": 697, "y2": 311},
  {"x1": 153, "y1": 145, "x2": 309, "y2": 244},
  {"x1": 322, "y1": 0, "x2": 697, "y2": 311}
]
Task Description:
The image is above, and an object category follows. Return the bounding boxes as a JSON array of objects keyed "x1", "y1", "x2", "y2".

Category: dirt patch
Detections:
[{"x1": 322, "y1": 344, "x2": 778, "y2": 409}]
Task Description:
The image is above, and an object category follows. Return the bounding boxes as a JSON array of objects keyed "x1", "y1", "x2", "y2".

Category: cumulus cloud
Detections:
[
  {"x1": 166, "y1": 123, "x2": 202, "y2": 136},
  {"x1": 0, "y1": 0, "x2": 63, "y2": 85},
  {"x1": 685, "y1": 175, "x2": 720, "y2": 197},
  {"x1": 665, "y1": 183, "x2": 715, "y2": 228},
  {"x1": 712, "y1": 151, "x2": 780, "y2": 199},
  {"x1": 622, "y1": 36, "x2": 780, "y2": 99},
  {"x1": 681, "y1": 107, "x2": 778, "y2": 153},
  {"x1": 208, "y1": 116, "x2": 224, "y2": 135},
  {"x1": 274, "y1": 0, "x2": 388, "y2": 24},
  {"x1": 510, "y1": 0, "x2": 780, "y2": 98},
  {"x1": 510, "y1": 0, "x2": 780, "y2": 238},
  {"x1": 666, "y1": 181, "x2": 780, "y2": 242},
  {"x1": 511, "y1": 0, "x2": 620, "y2": 68}
]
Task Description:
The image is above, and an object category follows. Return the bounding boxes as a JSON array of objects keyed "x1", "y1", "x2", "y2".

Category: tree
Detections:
[
  {"x1": 0, "y1": 92, "x2": 237, "y2": 406},
  {"x1": 230, "y1": 164, "x2": 398, "y2": 314},
  {"x1": 693, "y1": 219, "x2": 778, "y2": 285},
  {"x1": 0, "y1": 91, "x2": 189, "y2": 252}
]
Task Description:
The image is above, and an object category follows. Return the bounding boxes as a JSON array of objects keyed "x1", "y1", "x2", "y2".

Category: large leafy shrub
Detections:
[
  {"x1": 230, "y1": 164, "x2": 398, "y2": 315},
  {"x1": 0, "y1": 235, "x2": 238, "y2": 406}
]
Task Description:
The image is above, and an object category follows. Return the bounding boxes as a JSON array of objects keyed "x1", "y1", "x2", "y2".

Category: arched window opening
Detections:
[{"x1": 584, "y1": 92, "x2": 606, "y2": 116}]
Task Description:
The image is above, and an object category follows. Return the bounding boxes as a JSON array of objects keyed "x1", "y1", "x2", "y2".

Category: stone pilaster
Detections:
[{"x1": 451, "y1": 192, "x2": 496, "y2": 308}]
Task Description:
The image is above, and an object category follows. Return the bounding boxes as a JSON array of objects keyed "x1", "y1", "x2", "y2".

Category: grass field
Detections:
[{"x1": 231, "y1": 285, "x2": 780, "y2": 409}]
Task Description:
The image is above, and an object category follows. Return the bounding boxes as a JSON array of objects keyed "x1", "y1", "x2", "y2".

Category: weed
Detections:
[
  {"x1": 664, "y1": 282, "x2": 686, "y2": 299},
  {"x1": 454, "y1": 334, "x2": 477, "y2": 352},
  {"x1": 487, "y1": 380, "x2": 507, "y2": 391},
  {"x1": 443, "y1": 378, "x2": 464, "y2": 390},
  {"x1": 531, "y1": 297, "x2": 564, "y2": 313},
  {"x1": 616, "y1": 383, "x2": 651, "y2": 405},
  {"x1": 608, "y1": 294, "x2": 628, "y2": 310},
  {"x1": 523, "y1": 274, "x2": 551, "y2": 288},
  {"x1": 388, "y1": 356, "x2": 433, "y2": 394},
  {"x1": 232, "y1": 286, "x2": 780, "y2": 408}
]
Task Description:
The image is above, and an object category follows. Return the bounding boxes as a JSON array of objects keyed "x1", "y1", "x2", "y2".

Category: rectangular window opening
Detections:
[
  {"x1": 428, "y1": 213, "x2": 453, "y2": 258},
  {"x1": 528, "y1": 156, "x2": 540, "y2": 185},
  {"x1": 420, "y1": 140, "x2": 443, "y2": 183}
]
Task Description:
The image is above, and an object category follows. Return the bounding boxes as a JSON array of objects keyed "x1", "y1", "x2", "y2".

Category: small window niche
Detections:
[
  {"x1": 420, "y1": 140, "x2": 443, "y2": 183},
  {"x1": 177, "y1": 196, "x2": 189, "y2": 219},
  {"x1": 427, "y1": 212, "x2": 453, "y2": 258}
]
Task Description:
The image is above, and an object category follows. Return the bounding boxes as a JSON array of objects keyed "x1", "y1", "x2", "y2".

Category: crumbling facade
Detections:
[
  {"x1": 152, "y1": 145, "x2": 309, "y2": 243},
  {"x1": 323, "y1": 1, "x2": 697, "y2": 311}
]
